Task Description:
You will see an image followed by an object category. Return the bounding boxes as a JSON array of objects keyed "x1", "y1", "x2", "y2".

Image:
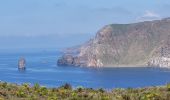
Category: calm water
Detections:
[{"x1": 1, "y1": 51, "x2": 170, "y2": 89}]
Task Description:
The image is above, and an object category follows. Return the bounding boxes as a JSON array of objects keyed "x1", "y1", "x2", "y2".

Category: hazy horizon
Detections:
[{"x1": 0, "y1": 0, "x2": 170, "y2": 50}]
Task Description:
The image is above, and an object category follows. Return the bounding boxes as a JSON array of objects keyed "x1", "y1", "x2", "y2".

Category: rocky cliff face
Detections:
[{"x1": 58, "y1": 18, "x2": 170, "y2": 68}]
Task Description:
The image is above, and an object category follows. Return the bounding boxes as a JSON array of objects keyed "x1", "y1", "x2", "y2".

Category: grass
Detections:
[{"x1": 1, "y1": 82, "x2": 170, "y2": 100}]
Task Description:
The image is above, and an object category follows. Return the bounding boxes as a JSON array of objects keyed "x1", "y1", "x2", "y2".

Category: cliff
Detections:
[{"x1": 58, "y1": 18, "x2": 170, "y2": 68}]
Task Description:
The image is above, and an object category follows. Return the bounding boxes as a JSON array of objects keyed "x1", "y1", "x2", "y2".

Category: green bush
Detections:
[
  {"x1": 60, "y1": 83, "x2": 72, "y2": 90},
  {"x1": 0, "y1": 82, "x2": 7, "y2": 88},
  {"x1": 39, "y1": 87, "x2": 48, "y2": 96},
  {"x1": 33, "y1": 83, "x2": 40, "y2": 91},
  {"x1": 77, "y1": 86, "x2": 84, "y2": 92},
  {"x1": 1, "y1": 82, "x2": 170, "y2": 100},
  {"x1": 16, "y1": 89, "x2": 27, "y2": 97},
  {"x1": 140, "y1": 92, "x2": 161, "y2": 100},
  {"x1": 29, "y1": 95, "x2": 38, "y2": 100},
  {"x1": 98, "y1": 88, "x2": 105, "y2": 93},
  {"x1": 167, "y1": 83, "x2": 170, "y2": 91}
]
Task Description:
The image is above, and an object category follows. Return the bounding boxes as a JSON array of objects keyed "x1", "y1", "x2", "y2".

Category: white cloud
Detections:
[
  {"x1": 137, "y1": 10, "x2": 161, "y2": 22},
  {"x1": 143, "y1": 10, "x2": 160, "y2": 18}
]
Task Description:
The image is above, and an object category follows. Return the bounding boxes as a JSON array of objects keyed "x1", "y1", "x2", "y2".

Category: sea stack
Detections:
[{"x1": 18, "y1": 57, "x2": 26, "y2": 70}]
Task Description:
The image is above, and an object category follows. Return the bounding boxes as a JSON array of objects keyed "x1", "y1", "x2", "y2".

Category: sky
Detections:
[{"x1": 0, "y1": 0, "x2": 170, "y2": 51}]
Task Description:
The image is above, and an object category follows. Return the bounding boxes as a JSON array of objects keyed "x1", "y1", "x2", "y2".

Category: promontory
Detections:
[{"x1": 58, "y1": 18, "x2": 170, "y2": 68}]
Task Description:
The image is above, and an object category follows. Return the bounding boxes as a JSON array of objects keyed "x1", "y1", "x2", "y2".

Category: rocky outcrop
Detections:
[
  {"x1": 148, "y1": 35, "x2": 170, "y2": 68},
  {"x1": 57, "y1": 55, "x2": 88, "y2": 66},
  {"x1": 148, "y1": 57, "x2": 170, "y2": 68},
  {"x1": 58, "y1": 18, "x2": 170, "y2": 68},
  {"x1": 18, "y1": 57, "x2": 26, "y2": 70}
]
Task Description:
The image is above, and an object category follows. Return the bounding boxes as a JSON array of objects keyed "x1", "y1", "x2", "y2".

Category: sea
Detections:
[{"x1": 1, "y1": 50, "x2": 170, "y2": 89}]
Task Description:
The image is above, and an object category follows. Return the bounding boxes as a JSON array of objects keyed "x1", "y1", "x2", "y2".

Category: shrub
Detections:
[
  {"x1": 1, "y1": 82, "x2": 7, "y2": 88},
  {"x1": 98, "y1": 88, "x2": 105, "y2": 93},
  {"x1": 77, "y1": 86, "x2": 84, "y2": 92},
  {"x1": 62, "y1": 83, "x2": 72, "y2": 90},
  {"x1": 140, "y1": 92, "x2": 160, "y2": 100},
  {"x1": 1, "y1": 82, "x2": 170, "y2": 100},
  {"x1": 29, "y1": 95, "x2": 38, "y2": 100},
  {"x1": 39, "y1": 87, "x2": 48, "y2": 96},
  {"x1": 47, "y1": 95, "x2": 58, "y2": 100},
  {"x1": 21, "y1": 83, "x2": 30, "y2": 93},
  {"x1": 101, "y1": 95, "x2": 110, "y2": 100},
  {"x1": 167, "y1": 83, "x2": 170, "y2": 91},
  {"x1": 16, "y1": 89, "x2": 27, "y2": 97},
  {"x1": 33, "y1": 83, "x2": 40, "y2": 91}
]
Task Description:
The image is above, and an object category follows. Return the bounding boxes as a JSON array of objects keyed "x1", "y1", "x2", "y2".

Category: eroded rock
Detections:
[
  {"x1": 18, "y1": 57, "x2": 26, "y2": 70},
  {"x1": 57, "y1": 55, "x2": 75, "y2": 66}
]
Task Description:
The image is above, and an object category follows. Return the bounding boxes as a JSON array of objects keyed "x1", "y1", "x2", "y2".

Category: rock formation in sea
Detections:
[
  {"x1": 18, "y1": 57, "x2": 26, "y2": 70},
  {"x1": 58, "y1": 18, "x2": 170, "y2": 68}
]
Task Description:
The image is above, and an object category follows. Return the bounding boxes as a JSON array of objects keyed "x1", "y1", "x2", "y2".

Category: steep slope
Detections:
[{"x1": 58, "y1": 18, "x2": 170, "y2": 68}]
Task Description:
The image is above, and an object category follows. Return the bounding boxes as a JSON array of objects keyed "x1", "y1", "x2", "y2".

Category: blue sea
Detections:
[{"x1": 1, "y1": 50, "x2": 170, "y2": 89}]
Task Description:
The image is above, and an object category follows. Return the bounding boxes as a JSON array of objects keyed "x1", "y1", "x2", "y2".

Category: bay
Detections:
[{"x1": 0, "y1": 51, "x2": 170, "y2": 89}]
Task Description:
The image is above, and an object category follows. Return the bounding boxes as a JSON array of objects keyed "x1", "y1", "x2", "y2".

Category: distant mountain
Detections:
[{"x1": 58, "y1": 18, "x2": 170, "y2": 68}]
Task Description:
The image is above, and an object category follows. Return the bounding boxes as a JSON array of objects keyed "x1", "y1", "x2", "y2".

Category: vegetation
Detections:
[{"x1": 1, "y1": 82, "x2": 170, "y2": 100}]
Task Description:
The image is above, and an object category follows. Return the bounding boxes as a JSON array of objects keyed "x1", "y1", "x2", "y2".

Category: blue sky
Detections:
[{"x1": 0, "y1": 0, "x2": 170, "y2": 50}]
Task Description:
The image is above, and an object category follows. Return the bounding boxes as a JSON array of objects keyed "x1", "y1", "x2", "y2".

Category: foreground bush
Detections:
[{"x1": 0, "y1": 82, "x2": 170, "y2": 100}]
